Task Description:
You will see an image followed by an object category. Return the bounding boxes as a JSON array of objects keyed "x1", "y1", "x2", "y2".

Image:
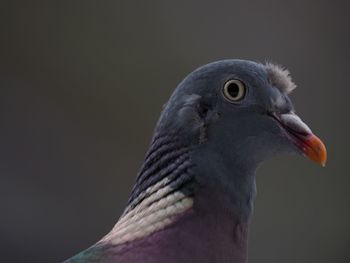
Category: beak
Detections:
[{"x1": 270, "y1": 112, "x2": 327, "y2": 167}]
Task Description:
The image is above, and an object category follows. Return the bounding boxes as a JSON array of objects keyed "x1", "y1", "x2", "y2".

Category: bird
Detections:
[{"x1": 64, "y1": 59, "x2": 327, "y2": 263}]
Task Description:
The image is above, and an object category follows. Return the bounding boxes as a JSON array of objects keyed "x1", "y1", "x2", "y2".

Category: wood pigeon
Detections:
[{"x1": 64, "y1": 59, "x2": 327, "y2": 263}]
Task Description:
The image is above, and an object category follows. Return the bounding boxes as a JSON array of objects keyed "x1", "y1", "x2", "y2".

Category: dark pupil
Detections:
[{"x1": 227, "y1": 83, "x2": 240, "y2": 98}]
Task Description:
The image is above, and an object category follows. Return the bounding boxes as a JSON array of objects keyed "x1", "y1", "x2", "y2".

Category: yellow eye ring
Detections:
[{"x1": 222, "y1": 79, "x2": 246, "y2": 102}]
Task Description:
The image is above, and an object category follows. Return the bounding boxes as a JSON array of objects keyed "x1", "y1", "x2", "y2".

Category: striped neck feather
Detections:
[{"x1": 100, "y1": 132, "x2": 195, "y2": 245}]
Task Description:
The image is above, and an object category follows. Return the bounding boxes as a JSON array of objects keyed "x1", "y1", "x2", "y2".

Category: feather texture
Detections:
[{"x1": 265, "y1": 62, "x2": 297, "y2": 93}]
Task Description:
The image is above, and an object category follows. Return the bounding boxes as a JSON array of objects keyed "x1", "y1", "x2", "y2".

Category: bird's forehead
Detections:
[{"x1": 192, "y1": 60, "x2": 267, "y2": 81}]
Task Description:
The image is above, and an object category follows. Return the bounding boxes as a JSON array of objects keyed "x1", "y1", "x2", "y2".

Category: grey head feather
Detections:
[{"x1": 264, "y1": 62, "x2": 297, "y2": 94}]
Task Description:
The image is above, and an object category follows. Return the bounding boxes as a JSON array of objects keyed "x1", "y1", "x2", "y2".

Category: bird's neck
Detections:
[{"x1": 101, "y1": 131, "x2": 257, "y2": 263}]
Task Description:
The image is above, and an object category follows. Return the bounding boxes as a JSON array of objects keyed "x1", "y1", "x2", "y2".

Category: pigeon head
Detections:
[
  {"x1": 157, "y1": 59, "x2": 326, "y2": 170},
  {"x1": 151, "y1": 60, "x2": 327, "y2": 220}
]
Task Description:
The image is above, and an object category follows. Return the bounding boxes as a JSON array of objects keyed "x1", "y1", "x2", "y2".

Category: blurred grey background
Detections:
[{"x1": 1, "y1": 0, "x2": 349, "y2": 262}]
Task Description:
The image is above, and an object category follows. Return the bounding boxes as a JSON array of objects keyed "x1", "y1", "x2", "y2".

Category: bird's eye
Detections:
[{"x1": 222, "y1": 79, "x2": 246, "y2": 102}]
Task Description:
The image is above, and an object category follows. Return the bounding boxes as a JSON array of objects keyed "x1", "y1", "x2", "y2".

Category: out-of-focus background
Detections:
[{"x1": 1, "y1": 1, "x2": 349, "y2": 262}]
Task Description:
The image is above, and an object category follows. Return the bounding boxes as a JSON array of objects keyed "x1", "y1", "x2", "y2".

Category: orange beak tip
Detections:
[{"x1": 304, "y1": 134, "x2": 327, "y2": 167}]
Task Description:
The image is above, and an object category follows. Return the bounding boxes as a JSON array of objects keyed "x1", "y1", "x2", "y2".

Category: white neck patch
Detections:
[{"x1": 99, "y1": 181, "x2": 193, "y2": 246}]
